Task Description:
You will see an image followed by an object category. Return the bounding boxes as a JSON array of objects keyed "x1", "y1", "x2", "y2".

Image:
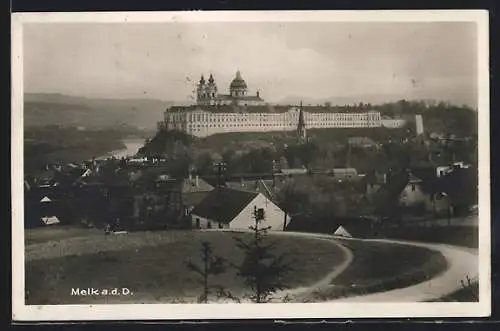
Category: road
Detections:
[
  {"x1": 331, "y1": 239, "x2": 478, "y2": 302},
  {"x1": 268, "y1": 232, "x2": 478, "y2": 303}
]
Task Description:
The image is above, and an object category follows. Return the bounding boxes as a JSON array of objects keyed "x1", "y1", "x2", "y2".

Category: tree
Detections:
[
  {"x1": 186, "y1": 241, "x2": 228, "y2": 303},
  {"x1": 195, "y1": 152, "x2": 214, "y2": 176},
  {"x1": 232, "y1": 207, "x2": 294, "y2": 303}
]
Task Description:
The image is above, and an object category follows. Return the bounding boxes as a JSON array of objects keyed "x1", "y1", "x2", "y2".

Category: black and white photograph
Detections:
[{"x1": 11, "y1": 10, "x2": 490, "y2": 320}]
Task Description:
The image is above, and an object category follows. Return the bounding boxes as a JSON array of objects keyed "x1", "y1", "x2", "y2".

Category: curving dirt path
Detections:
[
  {"x1": 331, "y1": 238, "x2": 478, "y2": 302},
  {"x1": 271, "y1": 237, "x2": 354, "y2": 301},
  {"x1": 269, "y1": 232, "x2": 479, "y2": 303}
]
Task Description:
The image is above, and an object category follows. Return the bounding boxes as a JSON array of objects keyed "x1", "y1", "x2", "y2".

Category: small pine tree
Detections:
[
  {"x1": 186, "y1": 241, "x2": 226, "y2": 303},
  {"x1": 233, "y1": 206, "x2": 294, "y2": 303},
  {"x1": 460, "y1": 275, "x2": 479, "y2": 301}
]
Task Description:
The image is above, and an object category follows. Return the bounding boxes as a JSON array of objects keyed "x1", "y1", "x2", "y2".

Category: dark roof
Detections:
[
  {"x1": 217, "y1": 94, "x2": 264, "y2": 102},
  {"x1": 225, "y1": 179, "x2": 280, "y2": 200},
  {"x1": 191, "y1": 187, "x2": 259, "y2": 224}
]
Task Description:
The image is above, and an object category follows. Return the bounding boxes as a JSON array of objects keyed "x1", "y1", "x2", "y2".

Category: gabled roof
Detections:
[
  {"x1": 333, "y1": 225, "x2": 352, "y2": 238},
  {"x1": 41, "y1": 216, "x2": 60, "y2": 225},
  {"x1": 408, "y1": 172, "x2": 422, "y2": 183},
  {"x1": 181, "y1": 177, "x2": 214, "y2": 193},
  {"x1": 191, "y1": 188, "x2": 259, "y2": 224}
]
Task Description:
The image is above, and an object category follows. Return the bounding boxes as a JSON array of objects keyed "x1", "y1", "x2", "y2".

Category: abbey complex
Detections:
[{"x1": 159, "y1": 71, "x2": 407, "y2": 138}]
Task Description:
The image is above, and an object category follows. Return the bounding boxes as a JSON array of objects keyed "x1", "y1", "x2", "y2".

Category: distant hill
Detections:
[
  {"x1": 278, "y1": 93, "x2": 477, "y2": 109},
  {"x1": 23, "y1": 93, "x2": 177, "y2": 129}
]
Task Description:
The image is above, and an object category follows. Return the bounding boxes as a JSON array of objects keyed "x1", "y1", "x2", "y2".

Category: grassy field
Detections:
[
  {"x1": 430, "y1": 281, "x2": 479, "y2": 302},
  {"x1": 25, "y1": 227, "x2": 346, "y2": 304},
  {"x1": 303, "y1": 239, "x2": 448, "y2": 302},
  {"x1": 25, "y1": 225, "x2": 102, "y2": 246}
]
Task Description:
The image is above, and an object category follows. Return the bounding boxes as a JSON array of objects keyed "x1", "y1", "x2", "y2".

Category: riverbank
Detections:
[{"x1": 96, "y1": 139, "x2": 145, "y2": 160}]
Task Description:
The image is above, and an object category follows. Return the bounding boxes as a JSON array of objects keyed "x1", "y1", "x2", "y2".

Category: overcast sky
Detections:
[{"x1": 23, "y1": 22, "x2": 478, "y2": 106}]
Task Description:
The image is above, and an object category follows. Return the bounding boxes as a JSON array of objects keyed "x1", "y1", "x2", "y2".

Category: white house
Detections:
[
  {"x1": 191, "y1": 187, "x2": 290, "y2": 231},
  {"x1": 398, "y1": 173, "x2": 450, "y2": 215}
]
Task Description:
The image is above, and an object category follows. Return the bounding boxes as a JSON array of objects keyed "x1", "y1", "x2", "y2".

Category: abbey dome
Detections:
[{"x1": 196, "y1": 70, "x2": 265, "y2": 106}]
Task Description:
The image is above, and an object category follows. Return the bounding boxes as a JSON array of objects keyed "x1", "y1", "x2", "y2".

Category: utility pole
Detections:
[
  {"x1": 213, "y1": 161, "x2": 227, "y2": 228},
  {"x1": 213, "y1": 161, "x2": 227, "y2": 188},
  {"x1": 440, "y1": 192, "x2": 451, "y2": 226},
  {"x1": 346, "y1": 142, "x2": 352, "y2": 169}
]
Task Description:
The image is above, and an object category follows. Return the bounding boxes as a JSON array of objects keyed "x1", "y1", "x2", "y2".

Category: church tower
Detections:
[
  {"x1": 196, "y1": 75, "x2": 206, "y2": 104},
  {"x1": 205, "y1": 74, "x2": 218, "y2": 105},
  {"x1": 297, "y1": 101, "x2": 307, "y2": 143},
  {"x1": 196, "y1": 74, "x2": 219, "y2": 105}
]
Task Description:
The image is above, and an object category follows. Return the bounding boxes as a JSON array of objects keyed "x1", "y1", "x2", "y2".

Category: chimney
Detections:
[{"x1": 195, "y1": 175, "x2": 199, "y2": 187}]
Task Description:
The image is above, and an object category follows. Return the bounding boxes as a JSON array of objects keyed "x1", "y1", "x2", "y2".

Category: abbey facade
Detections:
[
  {"x1": 160, "y1": 71, "x2": 406, "y2": 138},
  {"x1": 196, "y1": 70, "x2": 265, "y2": 106}
]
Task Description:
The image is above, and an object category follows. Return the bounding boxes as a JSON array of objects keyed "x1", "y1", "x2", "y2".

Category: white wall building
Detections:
[
  {"x1": 381, "y1": 118, "x2": 407, "y2": 128},
  {"x1": 162, "y1": 106, "x2": 386, "y2": 138},
  {"x1": 158, "y1": 71, "x2": 406, "y2": 137},
  {"x1": 191, "y1": 188, "x2": 290, "y2": 231}
]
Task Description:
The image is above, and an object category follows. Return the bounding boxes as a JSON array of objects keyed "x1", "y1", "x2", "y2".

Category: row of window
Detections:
[
  {"x1": 167, "y1": 112, "x2": 381, "y2": 123},
  {"x1": 169, "y1": 117, "x2": 381, "y2": 124},
  {"x1": 186, "y1": 122, "x2": 381, "y2": 132}
]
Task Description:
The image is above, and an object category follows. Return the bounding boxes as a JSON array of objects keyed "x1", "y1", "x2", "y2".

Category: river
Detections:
[{"x1": 96, "y1": 138, "x2": 145, "y2": 160}]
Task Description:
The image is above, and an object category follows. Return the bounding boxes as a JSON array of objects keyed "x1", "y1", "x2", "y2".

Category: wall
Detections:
[
  {"x1": 399, "y1": 182, "x2": 428, "y2": 207},
  {"x1": 399, "y1": 183, "x2": 451, "y2": 215},
  {"x1": 424, "y1": 194, "x2": 450, "y2": 216},
  {"x1": 381, "y1": 118, "x2": 407, "y2": 128},
  {"x1": 191, "y1": 214, "x2": 230, "y2": 229},
  {"x1": 230, "y1": 193, "x2": 290, "y2": 231},
  {"x1": 365, "y1": 183, "x2": 382, "y2": 198},
  {"x1": 164, "y1": 108, "x2": 386, "y2": 138}
]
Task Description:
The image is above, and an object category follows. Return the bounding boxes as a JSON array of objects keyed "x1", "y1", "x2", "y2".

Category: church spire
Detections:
[{"x1": 297, "y1": 101, "x2": 307, "y2": 143}]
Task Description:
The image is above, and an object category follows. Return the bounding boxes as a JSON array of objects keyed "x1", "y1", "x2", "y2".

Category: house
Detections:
[
  {"x1": 399, "y1": 173, "x2": 431, "y2": 209},
  {"x1": 41, "y1": 216, "x2": 61, "y2": 225},
  {"x1": 329, "y1": 168, "x2": 359, "y2": 182},
  {"x1": 436, "y1": 161, "x2": 472, "y2": 178},
  {"x1": 367, "y1": 170, "x2": 450, "y2": 217},
  {"x1": 33, "y1": 169, "x2": 58, "y2": 188},
  {"x1": 191, "y1": 187, "x2": 290, "y2": 231},
  {"x1": 333, "y1": 225, "x2": 352, "y2": 238},
  {"x1": 131, "y1": 179, "x2": 185, "y2": 229},
  {"x1": 28, "y1": 190, "x2": 67, "y2": 227},
  {"x1": 181, "y1": 174, "x2": 215, "y2": 213}
]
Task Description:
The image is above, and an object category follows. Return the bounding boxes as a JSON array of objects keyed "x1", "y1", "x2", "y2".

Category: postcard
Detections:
[{"x1": 11, "y1": 9, "x2": 490, "y2": 321}]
